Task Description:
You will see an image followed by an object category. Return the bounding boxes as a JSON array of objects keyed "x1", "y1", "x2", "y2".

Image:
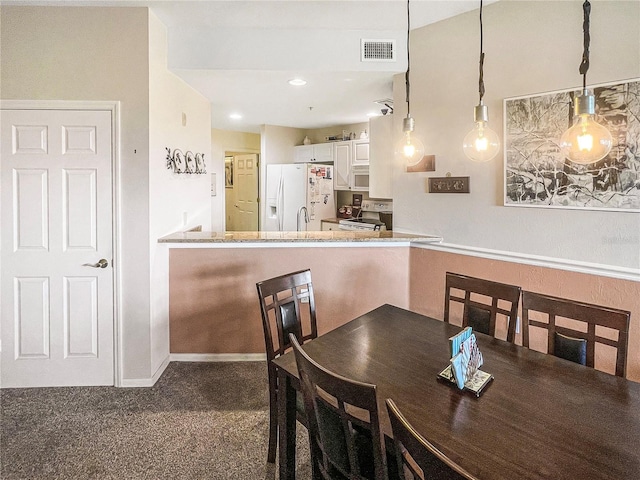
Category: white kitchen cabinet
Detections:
[
  {"x1": 333, "y1": 141, "x2": 351, "y2": 190},
  {"x1": 294, "y1": 143, "x2": 333, "y2": 163},
  {"x1": 333, "y1": 139, "x2": 370, "y2": 191},
  {"x1": 352, "y1": 139, "x2": 370, "y2": 167},
  {"x1": 368, "y1": 115, "x2": 393, "y2": 199}
]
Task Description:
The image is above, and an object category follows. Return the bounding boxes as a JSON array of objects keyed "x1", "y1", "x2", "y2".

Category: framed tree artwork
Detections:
[{"x1": 503, "y1": 78, "x2": 640, "y2": 212}]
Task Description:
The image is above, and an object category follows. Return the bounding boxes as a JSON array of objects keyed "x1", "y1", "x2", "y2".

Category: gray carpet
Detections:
[{"x1": 0, "y1": 362, "x2": 311, "y2": 479}]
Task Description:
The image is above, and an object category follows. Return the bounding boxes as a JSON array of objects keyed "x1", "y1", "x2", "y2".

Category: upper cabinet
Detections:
[
  {"x1": 333, "y1": 141, "x2": 351, "y2": 189},
  {"x1": 352, "y1": 139, "x2": 370, "y2": 167},
  {"x1": 334, "y1": 139, "x2": 369, "y2": 191},
  {"x1": 368, "y1": 115, "x2": 393, "y2": 199},
  {"x1": 294, "y1": 143, "x2": 333, "y2": 163}
]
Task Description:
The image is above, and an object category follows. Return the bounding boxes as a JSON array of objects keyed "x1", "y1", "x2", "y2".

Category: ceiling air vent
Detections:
[{"x1": 361, "y1": 39, "x2": 395, "y2": 62}]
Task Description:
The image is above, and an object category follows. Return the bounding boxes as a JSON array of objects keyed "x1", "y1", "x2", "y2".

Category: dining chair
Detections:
[
  {"x1": 521, "y1": 291, "x2": 630, "y2": 377},
  {"x1": 256, "y1": 269, "x2": 318, "y2": 463},
  {"x1": 290, "y1": 334, "x2": 392, "y2": 480},
  {"x1": 385, "y1": 399, "x2": 478, "y2": 480},
  {"x1": 444, "y1": 272, "x2": 521, "y2": 343}
]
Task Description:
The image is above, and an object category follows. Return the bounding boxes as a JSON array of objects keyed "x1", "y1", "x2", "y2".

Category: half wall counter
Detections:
[
  {"x1": 161, "y1": 230, "x2": 441, "y2": 359},
  {"x1": 159, "y1": 230, "x2": 441, "y2": 244}
]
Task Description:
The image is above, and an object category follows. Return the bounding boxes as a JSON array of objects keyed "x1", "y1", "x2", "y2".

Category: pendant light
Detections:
[
  {"x1": 463, "y1": 0, "x2": 500, "y2": 162},
  {"x1": 559, "y1": 0, "x2": 612, "y2": 164},
  {"x1": 395, "y1": 0, "x2": 425, "y2": 165}
]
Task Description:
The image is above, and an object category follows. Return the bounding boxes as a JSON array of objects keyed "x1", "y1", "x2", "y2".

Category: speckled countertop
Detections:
[{"x1": 158, "y1": 230, "x2": 442, "y2": 244}]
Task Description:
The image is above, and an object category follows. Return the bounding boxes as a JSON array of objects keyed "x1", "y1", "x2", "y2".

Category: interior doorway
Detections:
[
  {"x1": 1, "y1": 104, "x2": 116, "y2": 387},
  {"x1": 225, "y1": 153, "x2": 259, "y2": 231}
]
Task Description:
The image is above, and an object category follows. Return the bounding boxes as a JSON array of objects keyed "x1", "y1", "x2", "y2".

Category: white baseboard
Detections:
[
  {"x1": 170, "y1": 353, "x2": 267, "y2": 362},
  {"x1": 119, "y1": 355, "x2": 170, "y2": 388}
]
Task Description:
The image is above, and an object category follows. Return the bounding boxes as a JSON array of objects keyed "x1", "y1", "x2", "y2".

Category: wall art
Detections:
[
  {"x1": 407, "y1": 154, "x2": 436, "y2": 173},
  {"x1": 166, "y1": 147, "x2": 207, "y2": 174},
  {"x1": 503, "y1": 79, "x2": 640, "y2": 211},
  {"x1": 428, "y1": 176, "x2": 470, "y2": 194}
]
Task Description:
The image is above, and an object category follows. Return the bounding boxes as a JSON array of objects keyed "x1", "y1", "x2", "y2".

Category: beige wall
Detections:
[
  {"x1": 211, "y1": 129, "x2": 261, "y2": 230},
  {"x1": 148, "y1": 11, "x2": 212, "y2": 375},
  {"x1": 169, "y1": 246, "x2": 411, "y2": 353},
  {"x1": 303, "y1": 122, "x2": 369, "y2": 145},
  {"x1": 259, "y1": 124, "x2": 306, "y2": 226},
  {"x1": 391, "y1": 0, "x2": 640, "y2": 270},
  {"x1": 409, "y1": 247, "x2": 640, "y2": 381},
  {"x1": 1, "y1": 6, "x2": 213, "y2": 384},
  {"x1": 1, "y1": 6, "x2": 153, "y2": 381},
  {"x1": 169, "y1": 244, "x2": 640, "y2": 382}
]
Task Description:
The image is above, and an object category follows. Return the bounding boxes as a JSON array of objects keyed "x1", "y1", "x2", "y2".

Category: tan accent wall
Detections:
[
  {"x1": 169, "y1": 247, "x2": 410, "y2": 354},
  {"x1": 409, "y1": 247, "x2": 640, "y2": 382}
]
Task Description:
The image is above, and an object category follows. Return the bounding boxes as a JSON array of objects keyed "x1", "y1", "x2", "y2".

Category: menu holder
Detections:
[
  {"x1": 437, "y1": 364, "x2": 493, "y2": 397},
  {"x1": 437, "y1": 327, "x2": 494, "y2": 397}
]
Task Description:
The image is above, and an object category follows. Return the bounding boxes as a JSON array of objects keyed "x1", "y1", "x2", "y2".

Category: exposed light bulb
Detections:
[
  {"x1": 463, "y1": 104, "x2": 500, "y2": 162},
  {"x1": 559, "y1": 89, "x2": 612, "y2": 164},
  {"x1": 395, "y1": 116, "x2": 425, "y2": 165}
]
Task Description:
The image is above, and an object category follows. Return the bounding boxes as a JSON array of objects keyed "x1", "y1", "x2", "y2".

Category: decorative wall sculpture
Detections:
[
  {"x1": 504, "y1": 79, "x2": 640, "y2": 211},
  {"x1": 166, "y1": 147, "x2": 207, "y2": 174}
]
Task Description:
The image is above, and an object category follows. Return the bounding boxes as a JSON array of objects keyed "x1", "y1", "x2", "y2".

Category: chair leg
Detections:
[{"x1": 267, "y1": 388, "x2": 278, "y2": 463}]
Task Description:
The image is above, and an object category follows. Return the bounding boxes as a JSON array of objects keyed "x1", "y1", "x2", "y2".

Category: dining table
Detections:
[{"x1": 273, "y1": 303, "x2": 640, "y2": 480}]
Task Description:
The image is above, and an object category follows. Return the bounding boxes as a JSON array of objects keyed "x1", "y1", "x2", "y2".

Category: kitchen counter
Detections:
[{"x1": 158, "y1": 230, "x2": 441, "y2": 244}]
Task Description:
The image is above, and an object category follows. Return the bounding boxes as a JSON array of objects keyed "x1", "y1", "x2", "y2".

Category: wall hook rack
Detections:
[{"x1": 166, "y1": 147, "x2": 207, "y2": 174}]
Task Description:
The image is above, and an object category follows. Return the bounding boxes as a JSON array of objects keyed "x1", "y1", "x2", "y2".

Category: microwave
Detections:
[{"x1": 351, "y1": 166, "x2": 369, "y2": 191}]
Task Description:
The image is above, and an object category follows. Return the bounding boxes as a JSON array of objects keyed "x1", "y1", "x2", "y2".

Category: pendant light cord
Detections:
[
  {"x1": 405, "y1": 0, "x2": 411, "y2": 116},
  {"x1": 478, "y1": 0, "x2": 485, "y2": 103},
  {"x1": 579, "y1": 0, "x2": 591, "y2": 89}
]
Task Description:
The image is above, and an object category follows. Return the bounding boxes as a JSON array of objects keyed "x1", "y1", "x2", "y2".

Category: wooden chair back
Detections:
[
  {"x1": 291, "y1": 334, "x2": 389, "y2": 480},
  {"x1": 522, "y1": 291, "x2": 630, "y2": 377},
  {"x1": 256, "y1": 268, "x2": 317, "y2": 463},
  {"x1": 257, "y1": 268, "x2": 318, "y2": 363},
  {"x1": 444, "y1": 272, "x2": 521, "y2": 343},
  {"x1": 385, "y1": 399, "x2": 478, "y2": 480}
]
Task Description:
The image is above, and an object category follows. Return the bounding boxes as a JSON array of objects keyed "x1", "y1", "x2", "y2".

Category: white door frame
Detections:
[{"x1": 0, "y1": 99, "x2": 123, "y2": 387}]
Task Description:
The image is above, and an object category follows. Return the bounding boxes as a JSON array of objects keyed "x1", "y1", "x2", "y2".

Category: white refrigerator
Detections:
[{"x1": 265, "y1": 164, "x2": 335, "y2": 231}]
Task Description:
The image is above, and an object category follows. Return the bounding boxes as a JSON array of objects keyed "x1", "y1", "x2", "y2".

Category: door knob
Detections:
[{"x1": 83, "y1": 259, "x2": 109, "y2": 268}]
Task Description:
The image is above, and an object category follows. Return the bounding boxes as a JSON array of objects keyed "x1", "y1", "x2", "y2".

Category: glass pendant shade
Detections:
[
  {"x1": 559, "y1": 89, "x2": 612, "y2": 164},
  {"x1": 395, "y1": 116, "x2": 425, "y2": 164},
  {"x1": 463, "y1": 104, "x2": 500, "y2": 162}
]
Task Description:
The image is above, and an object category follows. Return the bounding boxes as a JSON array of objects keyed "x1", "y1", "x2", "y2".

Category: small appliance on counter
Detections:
[{"x1": 338, "y1": 200, "x2": 392, "y2": 231}]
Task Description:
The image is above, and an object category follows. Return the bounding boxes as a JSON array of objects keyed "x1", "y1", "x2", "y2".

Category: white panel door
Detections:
[
  {"x1": 234, "y1": 154, "x2": 259, "y2": 231},
  {"x1": 1, "y1": 109, "x2": 114, "y2": 387}
]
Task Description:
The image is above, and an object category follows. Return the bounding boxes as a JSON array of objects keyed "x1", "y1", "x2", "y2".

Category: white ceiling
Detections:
[{"x1": 8, "y1": 1, "x2": 494, "y2": 132}]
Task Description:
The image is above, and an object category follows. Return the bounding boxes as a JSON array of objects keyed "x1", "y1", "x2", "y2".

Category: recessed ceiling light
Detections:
[
  {"x1": 229, "y1": 113, "x2": 242, "y2": 120},
  {"x1": 288, "y1": 78, "x2": 307, "y2": 86}
]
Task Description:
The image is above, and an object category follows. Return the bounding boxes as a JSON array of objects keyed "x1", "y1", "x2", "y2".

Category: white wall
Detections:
[
  {"x1": 148, "y1": 11, "x2": 211, "y2": 376},
  {"x1": 392, "y1": 0, "x2": 640, "y2": 270}
]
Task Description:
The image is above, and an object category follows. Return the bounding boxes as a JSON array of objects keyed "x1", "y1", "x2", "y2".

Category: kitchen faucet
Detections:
[{"x1": 297, "y1": 206, "x2": 309, "y2": 231}]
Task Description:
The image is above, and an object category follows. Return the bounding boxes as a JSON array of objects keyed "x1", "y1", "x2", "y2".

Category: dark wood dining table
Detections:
[{"x1": 272, "y1": 304, "x2": 640, "y2": 480}]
